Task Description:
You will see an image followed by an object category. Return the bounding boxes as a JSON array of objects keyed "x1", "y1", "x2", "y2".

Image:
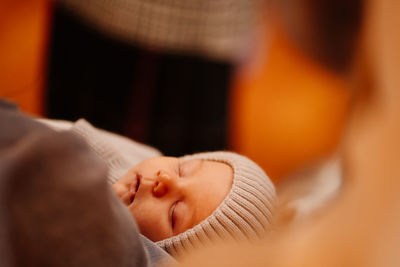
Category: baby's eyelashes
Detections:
[{"x1": 170, "y1": 201, "x2": 178, "y2": 230}]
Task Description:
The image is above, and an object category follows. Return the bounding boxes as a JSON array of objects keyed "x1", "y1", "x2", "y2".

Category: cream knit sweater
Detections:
[{"x1": 39, "y1": 118, "x2": 161, "y2": 183}]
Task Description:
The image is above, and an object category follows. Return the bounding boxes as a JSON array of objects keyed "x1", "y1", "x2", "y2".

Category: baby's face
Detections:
[{"x1": 112, "y1": 156, "x2": 233, "y2": 241}]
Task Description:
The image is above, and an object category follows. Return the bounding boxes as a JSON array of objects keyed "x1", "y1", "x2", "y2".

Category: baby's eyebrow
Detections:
[
  {"x1": 191, "y1": 159, "x2": 204, "y2": 176},
  {"x1": 181, "y1": 159, "x2": 203, "y2": 177}
]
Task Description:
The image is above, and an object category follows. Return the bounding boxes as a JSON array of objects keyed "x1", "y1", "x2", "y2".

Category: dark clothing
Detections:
[{"x1": 46, "y1": 4, "x2": 232, "y2": 157}]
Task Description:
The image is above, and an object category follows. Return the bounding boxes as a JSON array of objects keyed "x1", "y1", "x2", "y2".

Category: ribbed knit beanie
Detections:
[{"x1": 156, "y1": 151, "x2": 276, "y2": 257}]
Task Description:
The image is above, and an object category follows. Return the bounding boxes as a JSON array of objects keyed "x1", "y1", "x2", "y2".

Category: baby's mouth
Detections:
[{"x1": 129, "y1": 174, "x2": 141, "y2": 204}]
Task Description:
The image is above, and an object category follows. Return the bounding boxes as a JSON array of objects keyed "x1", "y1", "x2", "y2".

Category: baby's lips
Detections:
[
  {"x1": 129, "y1": 192, "x2": 136, "y2": 204},
  {"x1": 117, "y1": 190, "x2": 132, "y2": 206}
]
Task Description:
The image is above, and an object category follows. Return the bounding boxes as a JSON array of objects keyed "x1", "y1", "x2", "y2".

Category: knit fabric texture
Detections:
[
  {"x1": 156, "y1": 151, "x2": 276, "y2": 257},
  {"x1": 57, "y1": 0, "x2": 261, "y2": 61},
  {"x1": 39, "y1": 118, "x2": 162, "y2": 183}
]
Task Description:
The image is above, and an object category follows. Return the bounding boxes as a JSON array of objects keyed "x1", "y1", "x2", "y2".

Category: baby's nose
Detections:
[{"x1": 152, "y1": 170, "x2": 176, "y2": 198}]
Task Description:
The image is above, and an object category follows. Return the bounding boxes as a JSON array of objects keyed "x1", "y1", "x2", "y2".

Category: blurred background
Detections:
[{"x1": 0, "y1": 0, "x2": 360, "y2": 185}]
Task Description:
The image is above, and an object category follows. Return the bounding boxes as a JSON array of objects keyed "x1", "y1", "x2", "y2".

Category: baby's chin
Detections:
[{"x1": 112, "y1": 183, "x2": 127, "y2": 198}]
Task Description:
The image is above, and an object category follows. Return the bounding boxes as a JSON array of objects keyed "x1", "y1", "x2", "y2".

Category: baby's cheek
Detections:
[{"x1": 131, "y1": 207, "x2": 171, "y2": 242}]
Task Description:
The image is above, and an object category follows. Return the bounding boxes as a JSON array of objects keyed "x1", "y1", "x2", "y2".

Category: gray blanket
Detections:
[{"x1": 0, "y1": 100, "x2": 172, "y2": 267}]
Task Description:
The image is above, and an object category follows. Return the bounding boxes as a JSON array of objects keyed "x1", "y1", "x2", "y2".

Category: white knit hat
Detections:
[{"x1": 156, "y1": 151, "x2": 276, "y2": 257}]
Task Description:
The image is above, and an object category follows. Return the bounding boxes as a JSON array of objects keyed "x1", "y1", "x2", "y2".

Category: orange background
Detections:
[
  {"x1": 0, "y1": 2, "x2": 350, "y2": 183},
  {"x1": 0, "y1": 0, "x2": 50, "y2": 115},
  {"x1": 230, "y1": 19, "x2": 351, "y2": 182}
]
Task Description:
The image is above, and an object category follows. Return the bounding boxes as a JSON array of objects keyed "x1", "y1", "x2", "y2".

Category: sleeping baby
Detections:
[{"x1": 41, "y1": 118, "x2": 276, "y2": 257}]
